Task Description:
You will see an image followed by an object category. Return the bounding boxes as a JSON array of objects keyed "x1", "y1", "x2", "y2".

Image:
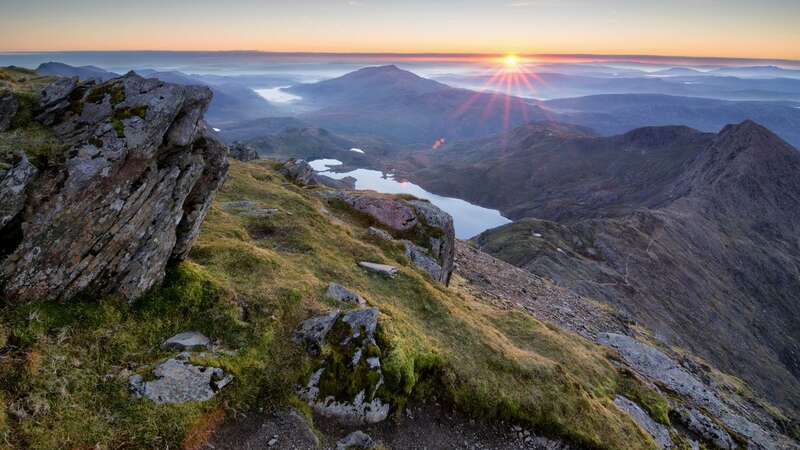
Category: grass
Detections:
[{"x1": 0, "y1": 159, "x2": 662, "y2": 449}]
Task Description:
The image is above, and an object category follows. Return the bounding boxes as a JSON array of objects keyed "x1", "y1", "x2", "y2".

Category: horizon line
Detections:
[{"x1": 1, "y1": 49, "x2": 799, "y2": 65}]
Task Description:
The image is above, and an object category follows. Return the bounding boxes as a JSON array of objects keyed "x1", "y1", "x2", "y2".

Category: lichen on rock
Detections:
[{"x1": 294, "y1": 307, "x2": 391, "y2": 424}]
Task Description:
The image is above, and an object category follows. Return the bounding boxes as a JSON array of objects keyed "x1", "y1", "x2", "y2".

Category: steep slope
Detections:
[{"x1": 473, "y1": 121, "x2": 800, "y2": 419}]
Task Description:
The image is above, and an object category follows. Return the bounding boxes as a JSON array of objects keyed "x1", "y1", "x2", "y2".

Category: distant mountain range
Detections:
[
  {"x1": 282, "y1": 65, "x2": 800, "y2": 147},
  {"x1": 405, "y1": 119, "x2": 800, "y2": 417}
]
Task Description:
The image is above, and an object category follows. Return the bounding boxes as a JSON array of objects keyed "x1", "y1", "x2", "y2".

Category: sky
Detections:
[{"x1": 1, "y1": 0, "x2": 799, "y2": 60}]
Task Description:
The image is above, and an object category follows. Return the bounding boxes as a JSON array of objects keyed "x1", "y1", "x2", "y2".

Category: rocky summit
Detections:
[{"x1": 0, "y1": 72, "x2": 228, "y2": 302}]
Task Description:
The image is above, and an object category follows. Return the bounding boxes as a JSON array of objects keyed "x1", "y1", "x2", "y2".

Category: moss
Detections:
[
  {"x1": 112, "y1": 119, "x2": 125, "y2": 138},
  {"x1": 113, "y1": 105, "x2": 148, "y2": 121},
  {"x1": 86, "y1": 83, "x2": 125, "y2": 105},
  {"x1": 616, "y1": 369, "x2": 671, "y2": 426}
]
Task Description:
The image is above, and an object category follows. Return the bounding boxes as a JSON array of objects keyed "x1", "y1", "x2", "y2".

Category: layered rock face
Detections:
[
  {"x1": 326, "y1": 191, "x2": 455, "y2": 285},
  {"x1": 0, "y1": 73, "x2": 228, "y2": 302}
]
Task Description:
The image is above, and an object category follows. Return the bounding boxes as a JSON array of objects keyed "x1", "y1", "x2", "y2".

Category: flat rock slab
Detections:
[
  {"x1": 358, "y1": 262, "x2": 398, "y2": 277},
  {"x1": 129, "y1": 353, "x2": 232, "y2": 404},
  {"x1": 161, "y1": 331, "x2": 210, "y2": 351},
  {"x1": 327, "y1": 282, "x2": 367, "y2": 305}
]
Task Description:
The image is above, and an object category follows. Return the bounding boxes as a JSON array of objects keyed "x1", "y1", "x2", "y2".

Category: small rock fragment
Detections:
[
  {"x1": 358, "y1": 261, "x2": 398, "y2": 277},
  {"x1": 161, "y1": 331, "x2": 210, "y2": 351},
  {"x1": 327, "y1": 282, "x2": 367, "y2": 305},
  {"x1": 336, "y1": 430, "x2": 374, "y2": 450},
  {"x1": 367, "y1": 226, "x2": 393, "y2": 241}
]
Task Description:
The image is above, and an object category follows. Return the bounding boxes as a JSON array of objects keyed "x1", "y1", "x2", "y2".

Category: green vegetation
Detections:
[
  {"x1": 0, "y1": 68, "x2": 66, "y2": 168},
  {"x1": 0, "y1": 160, "x2": 662, "y2": 449}
]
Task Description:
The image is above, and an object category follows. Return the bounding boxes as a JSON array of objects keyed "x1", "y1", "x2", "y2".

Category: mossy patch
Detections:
[{"x1": 86, "y1": 82, "x2": 125, "y2": 105}]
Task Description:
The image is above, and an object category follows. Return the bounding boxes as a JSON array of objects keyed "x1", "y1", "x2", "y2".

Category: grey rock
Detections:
[
  {"x1": 367, "y1": 226, "x2": 393, "y2": 241},
  {"x1": 339, "y1": 307, "x2": 379, "y2": 344},
  {"x1": 675, "y1": 408, "x2": 736, "y2": 450},
  {"x1": 0, "y1": 91, "x2": 18, "y2": 131},
  {"x1": 1, "y1": 73, "x2": 228, "y2": 302},
  {"x1": 403, "y1": 240, "x2": 444, "y2": 282},
  {"x1": 240, "y1": 208, "x2": 278, "y2": 218},
  {"x1": 407, "y1": 200, "x2": 455, "y2": 285},
  {"x1": 326, "y1": 282, "x2": 366, "y2": 305},
  {"x1": 220, "y1": 200, "x2": 257, "y2": 210},
  {"x1": 316, "y1": 174, "x2": 356, "y2": 190},
  {"x1": 358, "y1": 261, "x2": 398, "y2": 277},
  {"x1": 129, "y1": 354, "x2": 232, "y2": 404},
  {"x1": 280, "y1": 159, "x2": 316, "y2": 185},
  {"x1": 336, "y1": 430, "x2": 374, "y2": 450},
  {"x1": 161, "y1": 331, "x2": 210, "y2": 351},
  {"x1": 599, "y1": 334, "x2": 783, "y2": 449},
  {"x1": 613, "y1": 396, "x2": 672, "y2": 449},
  {"x1": 0, "y1": 153, "x2": 37, "y2": 229},
  {"x1": 293, "y1": 310, "x2": 340, "y2": 353},
  {"x1": 229, "y1": 142, "x2": 259, "y2": 162}
]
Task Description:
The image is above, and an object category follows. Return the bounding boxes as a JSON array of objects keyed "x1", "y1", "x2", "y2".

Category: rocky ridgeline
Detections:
[{"x1": 0, "y1": 73, "x2": 228, "y2": 302}]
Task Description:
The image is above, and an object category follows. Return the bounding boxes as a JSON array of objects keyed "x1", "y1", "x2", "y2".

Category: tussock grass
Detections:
[{"x1": 0, "y1": 160, "x2": 659, "y2": 449}]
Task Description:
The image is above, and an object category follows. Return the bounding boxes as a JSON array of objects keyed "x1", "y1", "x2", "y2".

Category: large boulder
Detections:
[
  {"x1": 0, "y1": 73, "x2": 228, "y2": 302},
  {"x1": 294, "y1": 308, "x2": 390, "y2": 424},
  {"x1": 0, "y1": 153, "x2": 37, "y2": 230},
  {"x1": 326, "y1": 191, "x2": 455, "y2": 285}
]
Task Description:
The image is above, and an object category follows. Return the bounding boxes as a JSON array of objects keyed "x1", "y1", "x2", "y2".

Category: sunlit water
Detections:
[
  {"x1": 310, "y1": 159, "x2": 510, "y2": 239},
  {"x1": 254, "y1": 86, "x2": 302, "y2": 103}
]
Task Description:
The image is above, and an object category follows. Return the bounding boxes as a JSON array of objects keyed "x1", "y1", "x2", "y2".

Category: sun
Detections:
[{"x1": 503, "y1": 54, "x2": 519, "y2": 69}]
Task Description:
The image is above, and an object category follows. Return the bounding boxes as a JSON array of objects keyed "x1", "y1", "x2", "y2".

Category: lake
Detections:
[{"x1": 310, "y1": 159, "x2": 511, "y2": 239}]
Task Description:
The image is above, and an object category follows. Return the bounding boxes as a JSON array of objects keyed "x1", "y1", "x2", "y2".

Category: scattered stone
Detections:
[
  {"x1": 0, "y1": 91, "x2": 18, "y2": 131},
  {"x1": 267, "y1": 437, "x2": 278, "y2": 447},
  {"x1": 316, "y1": 174, "x2": 356, "y2": 190},
  {"x1": 129, "y1": 353, "x2": 232, "y2": 404},
  {"x1": 296, "y1": 308, "x2": 390, "y2": 424},
  {"x1": 229, "y1": 142, "x2": 259, "y2": 161},
  {"x1": 336, "y1": 430, "x2": 374, "y2": 450},
  {"x1": 367, "y1": 226, "x2": 393, "y2": 241},
  {"x1": 161, "y1": 331, "x2": 210, "y2": 351},
  {"x1": 326, "y1": 282, "x2": 367, "y2": 305},
  {"x1": 1, "y1": 73, "x2": 228, "y2": 302},
  {"x1": 241, "y1": 207, "x2": 278, "y2": 218},
  {"x1": 674, "y1": 408, "x2": 736, "y2": 450},
  {"x1": 613, "y1": 396, "x2": 672, "y2": 449},
  {"x1": 358, "y1": 261, "x2": 398, "y2": 277}
]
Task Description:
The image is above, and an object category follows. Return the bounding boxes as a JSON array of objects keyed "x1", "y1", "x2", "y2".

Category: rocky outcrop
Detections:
[
  {"x1": 598, "y1": 333, "x2": 787, "y2": 450},
  {"x1": 129, "y1": 352, "x2": 233, "y2": 404},
  {"x1": 280, "y1": 158, "x2": 355, "y2": 190},
  {"x1": 229, "y1": 142, "x2": 259, "y2": 161},
  {"x1": 0, "y1": 73, "x2": 228, "y2": 302},
  {"x1": 326, "y1": 191, "x2": 455, "y2": 285},
  {"x1": 294, "y1": 308, "x2": 390, "y2": 424}
]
